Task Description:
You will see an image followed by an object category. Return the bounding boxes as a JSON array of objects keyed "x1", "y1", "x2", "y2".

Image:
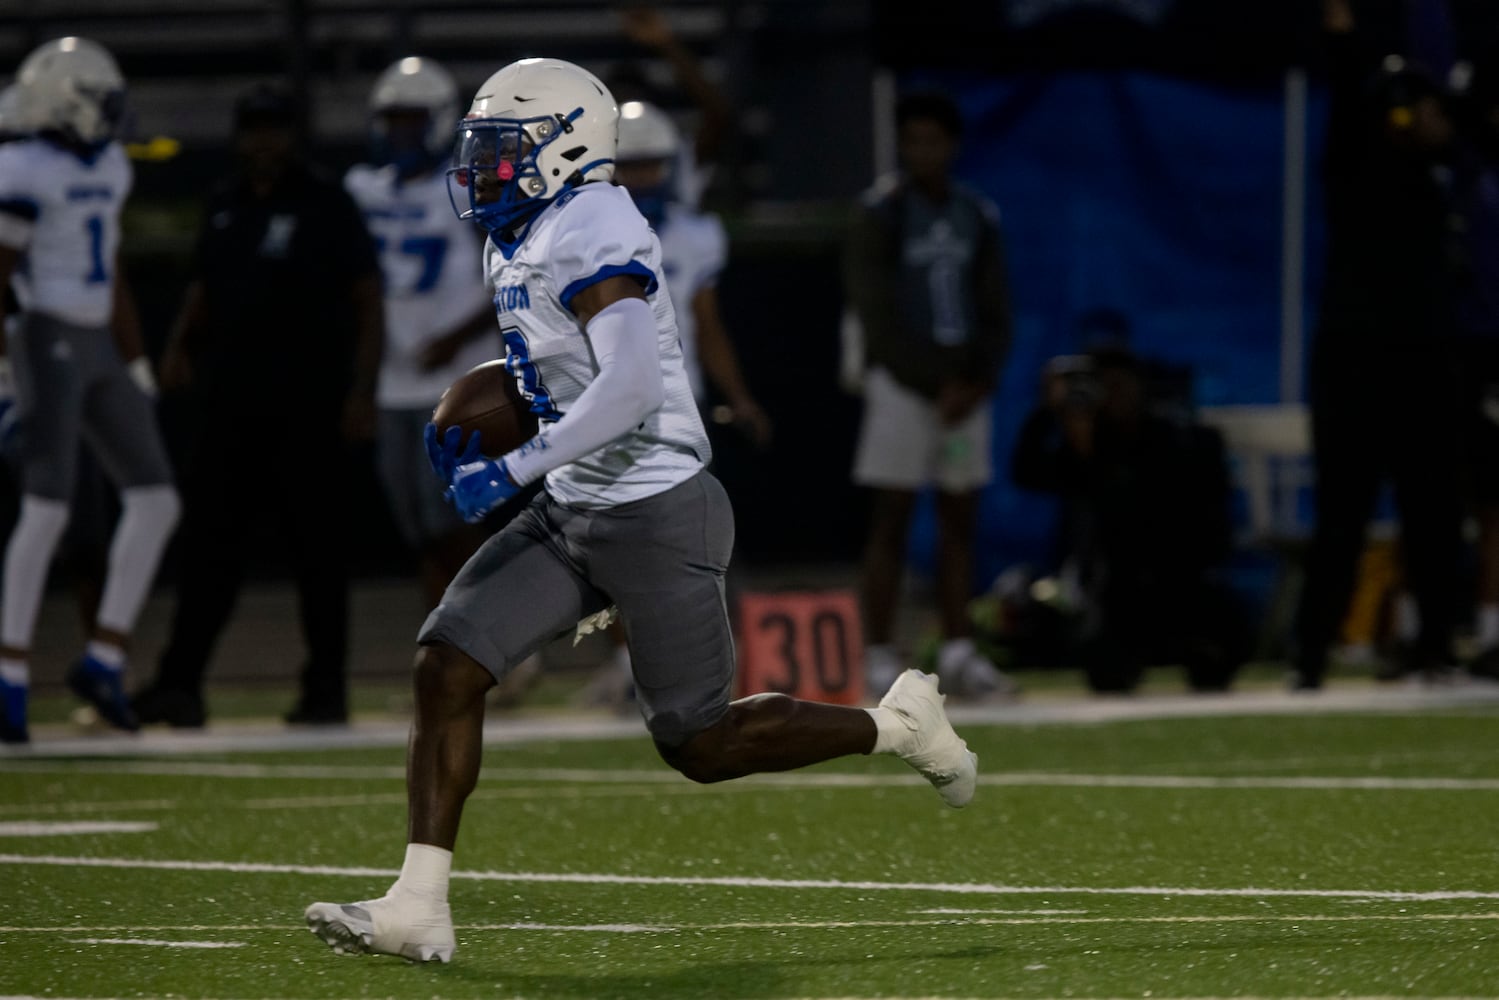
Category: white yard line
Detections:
[
  {"x1": 0, "y1": 799, "x2": 179, "y2": 816},
  {"x1": 9, "y1": 760, "x2": 1499, "y2": 794},
  {"x1": 0, "y1": 821, "x2": 157, "y2": 836},
  {"x1": 7, "y1": 913, "x2": 1499, "y2": 937},
  {"x1": 3, "y1": 853, "x2": 1499, "y2": 902},
  {"x1": 63, "y1": 937, "x2": 244, "y2": 949}
]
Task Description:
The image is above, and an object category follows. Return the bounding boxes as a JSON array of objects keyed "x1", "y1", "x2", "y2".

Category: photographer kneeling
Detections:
[{"x1": 1011, "y1": 346, "x2": 1249, "y2": 693}]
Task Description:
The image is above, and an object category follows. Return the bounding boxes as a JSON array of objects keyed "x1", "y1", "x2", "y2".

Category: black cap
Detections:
[{"x1": 234, "y1": 83, "x2": 297, "y2": 131}]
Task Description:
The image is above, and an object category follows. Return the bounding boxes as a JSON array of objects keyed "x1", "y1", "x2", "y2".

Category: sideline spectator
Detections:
[
  {"x1": 843, "y1": 91, "x2": 1015, "y2": 700},
  {"x1": 1291, "y1": 0, "x2": 1465, "y2": 690},
  {"x1": 131, "y1": 83, "x2": 384, "y2": 727},
  {"x1": 1011, "y1": 343, "x2": 1247, "y2": 693}
]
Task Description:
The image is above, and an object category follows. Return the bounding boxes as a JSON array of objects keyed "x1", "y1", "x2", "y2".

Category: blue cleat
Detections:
[
  {"x1": 0, "y1": 674, "x2": 27, "y2": 744},
  {"x1": 66, "y1": 654, "x2": 139, "y2": 733}
]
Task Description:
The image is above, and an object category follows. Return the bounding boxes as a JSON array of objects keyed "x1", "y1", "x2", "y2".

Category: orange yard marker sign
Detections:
[{"x1": 736, "y1": 591, "x2": 864, "y2": 704}]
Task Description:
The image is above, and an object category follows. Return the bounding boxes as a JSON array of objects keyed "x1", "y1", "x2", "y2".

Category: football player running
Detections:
[
  {"x1": 304, "y1": 58, "x2": 977, "y2": 964},
  {"x1": 0, "y1": 38, "x2": 180, "y2": 744},
  {"x1": 345, "y1": 57, "x2": 498, "y2": 609}
]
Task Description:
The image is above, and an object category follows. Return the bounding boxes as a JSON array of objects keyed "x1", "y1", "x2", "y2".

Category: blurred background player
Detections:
[
  {"x1": 0, "y1": 81, "x2": 135, "y2": 690},
  {"x1": 345, "y1": 57, "x2": 496, "y2": 611},
  {"x1": 578, "y1": 98, "x2": 771, "y2": 707},
  {"x1": 0, "y1": 83, "x2": 28, "y2": 437},
  {"x1": 0, "y1": 37, "x2": 181, "y2": 743},
  {"x1": 130, "y1": 83, "x2": 383, "y2": 728},
  {"x1": 843, "y1": 91, "x2": 1015, "y2": 700}
]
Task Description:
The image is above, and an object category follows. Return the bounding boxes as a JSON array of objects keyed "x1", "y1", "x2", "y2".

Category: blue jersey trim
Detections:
[
  {"x1": 559, "y1": 260, "x2": 658, "y2": 313},
  {"x1": 0, "y1": 197, "x2": 40, "y2": 222}
]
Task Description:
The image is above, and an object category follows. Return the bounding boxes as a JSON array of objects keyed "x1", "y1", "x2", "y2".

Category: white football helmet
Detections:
[
  {"x1": 448, "y1": 57, "x2": 617, "y2": 234},
  {"x1": 370, "y1": 56, "x2": 459, "y2": 163},
  {"x1": 616, "y1": 101, "x2": 680, "y2": 162},
  {"x1": 15, "y1": 37, "x2": 125, "y2": 148}
]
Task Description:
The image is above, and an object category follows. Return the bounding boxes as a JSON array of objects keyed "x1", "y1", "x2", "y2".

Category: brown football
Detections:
[{"x1": 431, "y1": 360, "x2": 539, "y2": 458}]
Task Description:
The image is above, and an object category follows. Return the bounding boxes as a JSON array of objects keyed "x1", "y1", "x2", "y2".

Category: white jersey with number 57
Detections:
[
  {"x1": 345, "y1": 164, "x2": 494, "y2": 409},
  {"x1": 0, "y1": 138, "x2": 131, "y2": 327},
  {"x1": 482, "y1": 181, "x2": 709, "y2": 508}
]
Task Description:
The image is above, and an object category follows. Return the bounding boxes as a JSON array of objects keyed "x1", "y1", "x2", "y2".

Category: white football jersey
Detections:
[
  {"x1": 656, "y1": 203, "x2": 727, "y2": 404},
  {"x1": 345, "y1": 164, "x2": 495, "y2": 408},
  {"x1": 483, "y1": 182, "x2": 709, "y2": 508},
  {"x1": 0, "y1": 138, "x2": 131, "y2": 327}
]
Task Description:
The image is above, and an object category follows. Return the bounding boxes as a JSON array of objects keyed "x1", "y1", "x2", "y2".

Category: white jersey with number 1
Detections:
[
  {"x1": 0, "y1": 138, "x2": 131, "y2": 328},
  {"x1": 482, "y1": 181, "x2": 709, "y2": 509}
]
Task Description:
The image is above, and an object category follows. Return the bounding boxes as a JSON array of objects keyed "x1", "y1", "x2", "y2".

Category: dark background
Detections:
[{"x1": 4, "y1": 0, "x2": 1497, "y2": 588}]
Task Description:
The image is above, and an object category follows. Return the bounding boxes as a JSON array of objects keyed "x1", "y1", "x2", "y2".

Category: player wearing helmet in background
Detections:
[
  {"x1": 304, "y1": 56, "x2": 978, "y2": 964},
  {"x1": 0, "y1": 37, "x2": 181, "y2": 744},
  {"x1": 0, "y1": 82, "x2": 30, "y2": 427},
  {"x1": 345, "y1": 57, "x2": 498, "y2": 609},
  {"x1": 578, "y1": 98, "x2": 771, "y2": 707},
  {"x1": 613, "y1": 99, "x2": 768, "y2": 441}
]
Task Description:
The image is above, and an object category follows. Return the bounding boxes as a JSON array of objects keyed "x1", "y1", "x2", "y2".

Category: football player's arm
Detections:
[
  {"x1": 935, "y1": 206, "x2": 1011, "y2": 426},
  {"x1": 110, "y1": 257, "x2": 156, "y2": 397},
  {"x1": 970, "y1": 214, "x2": 1012, "y2": 388},
  {"x1": 418, "y1": 304, "x2": 497, "y2": 371},
  {"x1": 620, "y1": 5, "x2": 732, "y2": 165},
  {"x1": 499, "y1": 275, "x2": 664, "y2": 487},
  {"x1": 692, "y1": 285, "x2": 770, "y2": 447}
]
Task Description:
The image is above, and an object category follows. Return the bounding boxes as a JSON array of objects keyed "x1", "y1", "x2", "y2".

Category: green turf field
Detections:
[{"x1": 3, "y1": 696, "x2": 1499, "y2": 999}]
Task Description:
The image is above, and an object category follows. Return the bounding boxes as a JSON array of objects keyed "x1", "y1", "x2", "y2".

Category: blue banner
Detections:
[{"x1": 899, "y1": 70, "x2": 1329, "y2": 586}]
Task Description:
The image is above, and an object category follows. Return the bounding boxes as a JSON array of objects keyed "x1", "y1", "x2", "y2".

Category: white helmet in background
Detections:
[
  {"x1": 616, "y1": 100, "x2": 680, "y2": 162},
  {"x1": 16, "y1": 36, "x2": 125, "y2": 148},
  {"x1": 448, "y1": 57, "x2": 617, "y2": 233},
  {"x1": 370, "y1": 56, "x2": 459, "y2": 162}
]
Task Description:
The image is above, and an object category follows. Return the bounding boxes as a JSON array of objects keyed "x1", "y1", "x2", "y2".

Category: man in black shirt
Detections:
[
  {"x1": 1292, "y1": 0, "x2": 1465, "y2": 688},
  {"x1": 131, "y1": 84, "x2": 384, "y2": 726}
]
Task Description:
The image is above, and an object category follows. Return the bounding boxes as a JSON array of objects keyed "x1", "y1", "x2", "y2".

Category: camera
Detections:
[{"x1": 1045, "y1": 354, "x2": 1101, "y2": 409}]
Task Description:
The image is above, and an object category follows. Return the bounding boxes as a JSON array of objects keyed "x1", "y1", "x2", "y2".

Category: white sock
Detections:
[
  {"x1": 2, "y1": 495, "x2": 70, "y2": 650},
  {"x1": 1479, "y1": 604, "x2": 1499, "y2": 649},
  {"x1": 0, "y1": 657, "x2": 27, "y2": 687},
  {"x1": 95, "y1": 485, "x2": 181, "y2": 635},
  {"x1": 393, "y1": 843, "x2": 452, "y2": 902},
  {"x1": 86, "y1": 641, "x2": 126, "y2": 671},
  {"x1": 866, "y1": 706, "x2": 910, "y2": 754}
]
